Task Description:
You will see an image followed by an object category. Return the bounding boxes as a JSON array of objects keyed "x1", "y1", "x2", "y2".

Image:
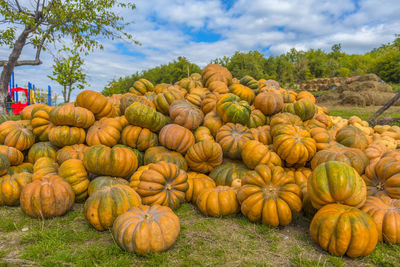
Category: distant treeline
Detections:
[{"x1": 102, "y1": 36, "x2": 400, "y2": 96}]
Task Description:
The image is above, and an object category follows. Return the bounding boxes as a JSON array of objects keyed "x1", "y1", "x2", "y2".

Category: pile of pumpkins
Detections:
[{"x1": 0, "y1": 64, "x2": 399, "y2": 258}]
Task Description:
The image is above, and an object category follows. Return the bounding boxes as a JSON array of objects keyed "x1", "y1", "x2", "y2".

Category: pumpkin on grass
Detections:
[
  {"x1": 0, "y1": 145, "x2": 23, "y2": 166},
  {"x1": 310, "y1": 204, "x2": 378, "y2": 258},
  {"x1": 84, "y1": 184, "x2": 141, "y2": 231},
  {"x1": 237, "y1": 165, "x2": 302, "y2": 227},
  {"x1": 185, "y1": 141, "x2": 223, "y2": 173},
  {"x1": 20, "y1": 174, "x2": 75, "y2": 218},
  {"x1": 58, "y1": 159, "x2": 89, "y2": 202},
  {"x1": 308, "y1": 161, "x2": 367, "y2": 209},
  {"x1": 112, "y1": 205, "x2": 180, "y2": 255},
  {"x1": 196, "y1": 186, "x2": 239, "y2": 217},
  {"x1": 136, "y1": 161, "x2": 188, "y2": 210},
  {"x1": 88, "y1": 176, "x2": 129, "y2": 196},
  {"x1": 0, "y1": 172, "x2": 32, "y2": 206},
  {"x1": 185, "y1": 172, "x2": 216, "y2": 203}
]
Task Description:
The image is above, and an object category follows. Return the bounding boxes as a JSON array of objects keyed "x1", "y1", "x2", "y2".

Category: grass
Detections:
[
  {"x1": 326, "y1": 105, "x2": 400, "y2": 124},
  {"x1": 1, "y1": 203, "x2": 399, "y2": 267}
]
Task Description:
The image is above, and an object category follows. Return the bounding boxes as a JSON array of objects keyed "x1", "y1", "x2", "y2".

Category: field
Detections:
[{"x1": 1, "y1": 106, "x2": 399, "y2": 267}]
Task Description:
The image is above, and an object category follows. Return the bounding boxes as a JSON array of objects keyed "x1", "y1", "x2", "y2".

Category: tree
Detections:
[
  {"x1": 0, "y1": 0, "x2": 137, "y2": 112},
  {"x1": 48, "y1": 47, "x2": 86, "y2": 103}
]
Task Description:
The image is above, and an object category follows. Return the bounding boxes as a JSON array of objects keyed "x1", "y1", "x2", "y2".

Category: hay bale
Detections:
[{"x1": 340, "y1": 91, "x2": 366, "y2": 107}]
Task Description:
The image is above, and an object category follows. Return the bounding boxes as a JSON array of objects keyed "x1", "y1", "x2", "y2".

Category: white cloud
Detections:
[{"x1": 0, "y1": 0, "x2": 399, "y2": 102}]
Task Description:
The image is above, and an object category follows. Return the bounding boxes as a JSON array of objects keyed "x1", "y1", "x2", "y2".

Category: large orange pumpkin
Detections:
[
  {"x1": 158, "y1": 124, "x2": 195, "y2": 154},
  {"x1": 254, "y1": 92, "x2": 284, "y2": 115},
  {"x1": 31, "y1": 105, "x2": 54, "y2": 141},
  {"x1": 75, "y1": 90, "x2": 115, "y2": 119},
  {"x1": 0, "y1": 172, "x2": 32, "y2": 206},
  {"x1": 361, "y1": 194, "x2": 400, "y2": 243},
  {"x1": 121, "y1": 125, "x2": 158, "y2": 151},
  {"x1": 20, "y1": 174, "x2": 75, "y2": 218},
  {"x1": 58, "y1": 159, "x2": 89, "y2": 202},
  {"x1": 49, "y1": 126, "x2": 86, "y2": 147},
  {"x1": 229, "y1": 84, "x2": 255, "y2": 104},
  {"x1": 196, "y1": 186, "x2": 239, "y2": 216},
  {"x1": 241, "y1": 140, "x2": 282, "y2": 169},
  {"x1": 49, "y1": 104, "x2": 95, "y2": 128},
  {"x1": 84, "y1": 184, "x2": 141, "y2": 231},
  {"x1": 185, "y1": 140, "x2": 223, "y2": 173},
  {"x1": 310, "y1": 204, "x2": 378, "y2": 258},
  {"x1": 201, "y1": 64, "x2": 232, "y2": 87},
  {"x1": 112, "y1": 205, "x2": 180, "y2": 255},
  {"x1": 185, "y1": 172, "x2": 216, "y2": 203},
  {"x1": 201, "y1": 92, "x2": 219, "y2": 114},
  {"x1": 308, "y1": 161, "x2": 367, "y2": 209},
  {"x1": 136, "y1": 161, "x2": 188, "y2": 210},
  {"x1": 169, "y1": 99, "x2": 204, "y2": 130},
  {"x1": 237, "y1": 165, "x2": 302, "y2": 226},
  {"x1": 55, "y1": 144, "x2": 88, "y2": 165},
  {"x1": 0, "y1": 145, "x2": 23, "y2": 166},
  {"x1": 0, "y1": 121, "x2": 35, "y2": 151},
  {"x1": 86, "y1": 117, "x2": 123, "y2": 147},
  {"x1": 203, "y1": 111, "x2": 223, "y2": 137},
  {"x1": 216, "y1": 123, "x2": 254, "y2": 160},
  {"x1": 249, "y1": 125, "x2": 272, "y2": 145}
]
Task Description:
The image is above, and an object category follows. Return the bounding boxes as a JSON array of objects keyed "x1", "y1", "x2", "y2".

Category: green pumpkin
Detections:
[
  {"x1": 240, "y1": 75, "x2": 259, "y2": 91},
  {"x1": 130, "y1": 78, "x2": 154, "y2": 95},
  {"x1": 283, "y1": 99, "x2": 317, "y2": 121},
  {"x1": 335, "y1": 126, "x2": 369, "y2": 150},
  {"x1": 125, "y1": 102, "x2": 166, "y2": 132},
  {"x1": 27, "y1": 142, "x2": 58, "y2": 163},
  {"x1": 144, "y1": 146, "x2": 188, "y2": 171},
  {"x1": 247, "y1": 109, "x2": 266, "y2": 128},
  {"x1": 87, "y1": 176, "x2": 129, "y2": 196},
  {"x1": 216, "y1": 93, "x2": 251, "y2": 125},
  {"x1": 8, "y1": 162, "x2": 33, "y2": 174},
  {"x1": 0, "y1": 154, "x2": 10, "y2": 176},
  {"x1": 209, "y1": 160, "x2": 250, "y2": 186}
]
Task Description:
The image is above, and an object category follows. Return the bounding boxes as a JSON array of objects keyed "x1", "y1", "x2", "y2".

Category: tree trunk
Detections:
[
  {"x1": 62, "y1": 85, "x2": 67, "y2": 103},
  {"x1": 67, "y1": 83, "x2": 72, "y2": 103},
  {"x1": 0, "y1": 27, "x2": 31, "y2": 114},
  {"x1": 368, "y1": 92, "x2": 400, "y2": 126}
]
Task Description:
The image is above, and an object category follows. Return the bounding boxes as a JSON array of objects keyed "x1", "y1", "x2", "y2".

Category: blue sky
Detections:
[{"x1": 1, "y1": 0, "x2": 400, "y2": 101}]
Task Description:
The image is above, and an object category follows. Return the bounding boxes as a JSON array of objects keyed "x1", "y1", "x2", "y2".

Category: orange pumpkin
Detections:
[
  {"x1": 185, "y1": 172, "x2": 216, "y2": 203},
  {"x1": 20, "y1": 174, "x2": 75, "y2": 218},
  {"x1": 58, "y1": 159, "x2": 89, "y2": 202},
  {"x1": 361, "y1": 194, "x2": 400, "y2": 243},
  {"x1": 247, "y1": 108, "x2": 266, "y2": 128},
  {"x1": 241, "y1": 140, "x2": 282, "y2": 169},
  {"x1": 336, "y1": 126, "x2": 370, "y2": 150},
  {"x1": 296, "y1": 91, "x2": 316, "y2": 103},
  {"x1": 121, "y1": 125, "x2": 158, "y2": 151},
  {"x1": 169, "y1": 99, "x2": 204, "y2": 130},
  {"x1": 269, "y1": 112, "x2": 303, "y2": 136},
  {"x1": 143, "y1": 146, "x2": 188, "y2": 171},
  {"x1": 249, "y1": 126, "x2": 272, "y2": 145},
  {"x1": 129, "y1": 165, "x2": 149, "y2": 191},
  {"x1": 309, "y1": 127, "x2": 339, "y2": 151},
  {"x1": 49, "y1": 126, "x2": 86, "y2": 147},
  {"x1": 88, "y1": 176, "x2": 129, "y2": 196},
  {"x1": 207, "y1": 80, "x2": 229, "y2": 93},
  {"x1": 229, "y1": 84, "x2": 255, "y2": 104},
  {"x1": 112, "y1": 205, "x2": 180, "y2": 255},
  {"x1": 201, "y1": 64, "x2": 232, "y2": 87},
  {"x1": 86, "y1": 117, "x2": 123, "y2": 147},
  {"x1": 20, "y1": 103, "x2": 47, "y2": 120},
  {"x1": 130, "y1": 78, "x2": 154, "y2": 95},
  {"x1": 75, "y1": 90, "x2": 115, "y2": 119},
  {"x1": 49, "y1": 104, "x2": 95, "y2": 128},
  {"x1": 0, "y1": 172, "x2": 32, "y2": 206},
  {"x1": 185, "y1": 140, "x2": 223, "y2": 173},
  {"x1": 201, "y1": 92, "x2": 219, "y2": 114},
  {"x1": 196, "y1": 186, "x2": 239, "y2": 216},
  {"x1": 158, "y1": 124, "x2": 195, "y2": 154},
  {"x1": 0, "y1": 121, "x2": 35, "y2": 151},
  {"x1": 254, "y1": 92, "x2": 284, "y2": 115},
  {"x1": 216, "y1": 123, "x2": 254, "y2": 160},
  {"x1": 0, "y1": 145, "x2": 23, "y2": 166},
  {"x1": 364, "y1": 143, "x2": 388, "y2": 164},
  {"x1": 119, "y1": 93, "x2": 155, "y2": 114},
  {"x1": 136, "y1": 161, "x2": 188, "y2": 210},
  {"x1": 32, "y1": 157, "x2": 58, "y2": 181},
  {"x1": 310, "y1": 204, "x2": 378, "y2": 258},
  {"x1": 56, "y1": 144, "x2": 88, "y2": 165},
  {"x1": 154, "y1": 88, "x2": 185, "y2": 115},
  {"x1": 237, "y1": 165, "x2": 302, "y2": 226},
  {"x1": 203, "y1": 110, "x2": 223, "y2": 137},
  {"x1": 31, "y1": 105, "x2": 54, "y2": 141},
  {"x1": 194, "y1": 126, "x2": 214, "y2": 143}
]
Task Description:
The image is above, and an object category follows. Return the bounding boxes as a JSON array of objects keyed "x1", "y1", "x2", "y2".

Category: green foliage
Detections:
[
  {"x1": 48, "y1": 46, "x2": 86, "y2": 103},
  {"x1": 102, "y1": 57, "x2": 201, "y2": 96}
]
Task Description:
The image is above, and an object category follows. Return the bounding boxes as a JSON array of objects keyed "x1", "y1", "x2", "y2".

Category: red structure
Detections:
[{"x1": 9, "y1": 87, "x2": 28, "y2": 115}]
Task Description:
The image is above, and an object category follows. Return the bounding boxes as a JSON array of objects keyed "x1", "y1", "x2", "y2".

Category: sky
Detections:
[{"x1": 1, "y1": 0, "x2": 400, "y2": 102}]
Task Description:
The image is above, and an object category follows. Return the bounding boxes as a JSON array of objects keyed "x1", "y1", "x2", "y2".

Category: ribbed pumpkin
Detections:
[
  {"x1": 297, "y1": 91, "x2": 316, "y2": 103},
  {"x1": 216, "y1": 123, "x2": 254, "y2": 160},
  {"x1": 136, "y1": 161, "x2": 188, "y2": 210},
  {"x1": 309, "y1": 127, "x2": 339, "y2": 151},
  {"x1": 247, "y1": 108, "x2": 266, "y2": 128},
  {"x1": 185, "y1": 87, "x2": 207, "y2": 107},
  {"x1": 241, "y1": 140, "x2": 282, "y2": 169},
  {"x1": 283, "y1": 99, "x2": 317, "y2": 121},
  {"x1": 229, "y1": 84, "x2": 255, "y2": 104},
  {"x1": 281, "y1": 90, "x2": 297, "y2": 103},
  {"x1": 269, "y1": 112, "x2": 303, "y2": 136},
  {"x1": 0, "y1": 154, "x2": 9, "y2": 176},
  {"x1": 201, "y1": 64, "x2": 232, "y2": 87},
  {"x1": 8, "y1": 163, "x2": 33, "y2": 175},
  {"x1": 185, "y1": 141, "x2": 223, "y2": 173},
  {"x1": 240, "y1": 75, "x2": 259, "y2": 91},
  {"x1": 158, "y1": 124, "x2": 195, "y2": 154},
  {"x1": 207, "y1": 80, "x2": 229, "y2": 93},
  {"x1": 86, "y1": 117, "x2": 123, "y2": 147},
  {"x1": 84, "y1": 184, "x2": 141, "y2": 231},
  {"x1": 177, "y1": 77, "x2": 202, "y2": 91},
  {"x1": 196, "y1": 186, "x2": 239, "y2": 216},
  {"x1": 20, "y1": 103, "x2": 47, "y2": 120},
  {"x1": 209, "y1": 160, "x2": 249, "y2": 187},
  {"x1": 32, "y1": 157, "x2": 58, "y2": 181},
  {"x1": 121, "y1": 125, "x2": 158, "y2": 151},
  {"x1": 310, "y1": 204, "x2": 378, "y2": 258},
  {"x1": 169, "y1": 100, "x2": 204, "y2": 130},
  {"x1": 88, "y1": 176, "x2": 129, "y2": 196},
  {"x1": 75, "y1": 90, "x2": 115, "y2": 119},
  {"x1": 49, "y1": 104, "x2": 95, "y2": 128},
  {"x1": 203, "y1": 111, "x2": 223, "y2": 137},
  {"x1": 0, "y1": 121, "x2": 35, "y2": 151},
  {"x1": 84, "y1": 145, "x2": 138, "y2": 177},
  {"x1": 119, "y1": 93, "x2": 155, "y2": 114},
  {"x1": 112, "y1": 205, "x2": 180, "y2": 255},
  {"x1": 254, "y1": 92, "x2": 284, "y2": 116},
  {"x1": 31, "y1": 105, "x2": 54, "y2": 141},
  {"x1": 20, "y1": 174, "x2": 75, "y2": 218},
  {"x1": 130, "y1": 78, "x2": 154, "y2": 95},
  {"x1": 194, "y1": 126, "x2": 214, "y2": 143},
  {"x1": 311, "y1": 147, "x2": 369, "y2": 175},
  {"x1": 237, "y1": 165, "x2": 302, "y2": 226},
  {"x1": 185, "y1": 172, "x2": 216, "y2": 203},
  {"x1": 285, "y1": 167, "x2": 312, "y2": 187},
  {"x1": 0, "y1": 145, "x2": 23, "y2": 166},
  {"x1": 364, "y1": 143, "x2": 389, "y2": 165},
  {"x1": 0, "y1": 172, "x2": 32, "y2": 206},
  {"x1": 49, "y1": 126, "x2": 86, "y2": 147},
  {"x1": 361, "y1": 194, "x2": 400, "y2": 243},
  {"x1": 153, "y1": 88, "x2": 185, "y2": 115},
  {"x1": 336, "y1": 126, "x2": 369, "y2": 150},
  {"x1": 216, "y1": 93, "x2": 251, "y2": 125},
  {"x1": 308, "y1": 161, "x2": 367, "y2": 209},
  {"x1": 27, "y1": 142, "x2": 58, "y2": 163},
  {"x1": 56, "y1": 144, "x2": 88, "y2": 165},
  {"x1": 201, "y1": 92, "x2": 219, "y2": 114},
  {"x1": 143, "y1": 146, "x2": 188, "y2": 171},
  {"x1": 249, "y1": 126, "x2": 272, "y2": 145},
  {"x1": 363, "y1": 156, "x2": 400, "y2": 198},
  {"x1": 125, "y1": 102, "x2": 166, "y2": 132},
  {"x1": 129, "y1": 165, "x2": 149, "y2": 191},
  {"x1": 273, "y1": 125, "x2": 317, "y2": 165},
  {"x1": 58, "y1": 159, "x2": 89, "y2": 202}
]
